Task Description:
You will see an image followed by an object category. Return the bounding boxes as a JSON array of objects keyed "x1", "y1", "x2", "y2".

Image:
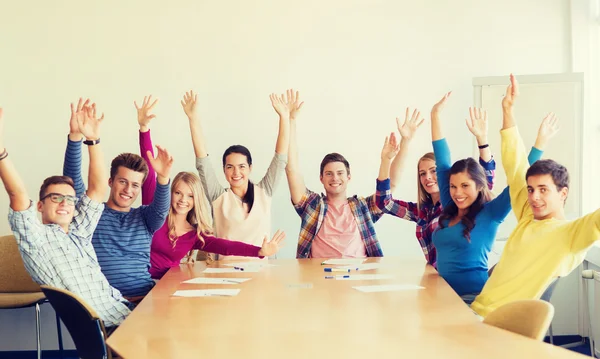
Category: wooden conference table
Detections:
[{"x1": 107, "y1": 258, "x2": 588, "y2": 359}]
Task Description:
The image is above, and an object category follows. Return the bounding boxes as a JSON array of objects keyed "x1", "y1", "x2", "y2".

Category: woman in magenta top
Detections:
[
  {"x1": 134, "y1": 96, "x2": 285, "y2": 279},
  {"x1": 148, "y1": 172, "x2": 285, "y2": 279}
]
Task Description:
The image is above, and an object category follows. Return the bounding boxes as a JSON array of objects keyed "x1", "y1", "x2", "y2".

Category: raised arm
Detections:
[
  {"x1": 143, "y1": 145, "x2": 173, "y2": 232},
  {"x1": 285, "y1": 91, "x2": 306, "y2": 205},
  {"x1": 135, "y1": 95, "x2": 158, "y2": 205},
  {"x1": 375, "y1": 133, "x2": 420, "y2": 222},
  {"x1": 466, "y1": 107, "x2": 492, "y2": 162},
  {"x1": 500, "y1": 74, "x2": 532, "y2": 221},
  {"x1": 253, "y1": 90, "x2": 296, "y2": 195},
  {"x1": 63, "y1": 99, "x2": 87, "y2": 197},
  {"x1": 76, "y1": 103, "x2": 107, "y2": 203},
  {"x1": 182, "y1": 90, "x2": 208, "y2": 159},
  {"x1": 430, "y1": 93, "x2": 453, "y2": 208},
  {"x1": 271, "y1": 90, "x2": 293, "y2": 155},
  {"x1": 378, "y1": 133, "x2": 400, "y2": 181},
  {"x1": 389, "y1": 108, "x2": 425, "y2": 192},
  {"x1": 0, "y1": 108, "x2": 30, "y2": 211},
  {"x1": 466, "y1": 107, "x2": 497, "y2": 189},
  {"x1": 431, "y1": 91, "x2": 451, "y2": 141}
]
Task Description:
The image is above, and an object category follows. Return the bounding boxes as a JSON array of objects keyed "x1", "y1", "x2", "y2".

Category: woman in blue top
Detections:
[{"x1": 429, "y1": 94, "x2": 549, "y2": 304}]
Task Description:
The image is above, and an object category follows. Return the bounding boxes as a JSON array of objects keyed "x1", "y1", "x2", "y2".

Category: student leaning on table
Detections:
[{"x1": 471, "y1": 74, "x2": 600, "y2": 317}]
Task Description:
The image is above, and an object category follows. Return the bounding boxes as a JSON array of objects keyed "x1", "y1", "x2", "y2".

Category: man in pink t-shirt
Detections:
[{"x1": 284, "y1": 92, "x2": 385, "y2": 259}]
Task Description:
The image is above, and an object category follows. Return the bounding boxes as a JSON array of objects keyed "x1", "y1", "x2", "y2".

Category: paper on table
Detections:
[
  {"x1": 182, "y1": 277, "x2": 251, "y2": 284},
  {"x1": 222, "y1": 262, "x2": 277, "y2": 268},
  {"x1": 320, "y1": 258, "x2": 366, "y2": 265},
  {"x1": 352, "y1": 284, "x2": 424, "y2": 293},
  {"x1": 335, "y1": 274, "x2": 394, "y2": 281},
  {"x1": 172, "y1": 289, "x2": 241, "y2": 297},
  {"x1": 337, "y1": 263, "x2": 384, "y2": 271},
  {"x1": 203, "y1": 268, "x2": 260, "y2": 274}
]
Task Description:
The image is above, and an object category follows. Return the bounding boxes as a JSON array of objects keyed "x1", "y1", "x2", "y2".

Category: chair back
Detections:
[
  {"x1": 483, "y1": 299, "x2": 555, "y2": 341},
  {"x1": 540, "y1": 277, "x2": 559, "y2": 302},
  {"x1": 0, "y1": 234, "x2": 41, "y2": 293},
  {"x1": 41, "y1": 285, "x2": 111, "y2": 359}
]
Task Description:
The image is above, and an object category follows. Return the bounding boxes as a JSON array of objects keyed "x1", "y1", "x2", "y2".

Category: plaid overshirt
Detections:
[
  {"x1": 294, "y1": 184, "x2": 385, "y2": 258},
  {"x1": 8, "y1": 195, "x2": 131, "y2": 327},
  {"x1": 376, "y1": 157, "x2": 496, "y2": 267}
]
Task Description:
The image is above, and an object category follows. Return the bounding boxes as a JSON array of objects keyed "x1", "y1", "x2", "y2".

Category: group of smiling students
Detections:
[{"x1": 1, "y1": 74, "x2": 599, "y2": 332}]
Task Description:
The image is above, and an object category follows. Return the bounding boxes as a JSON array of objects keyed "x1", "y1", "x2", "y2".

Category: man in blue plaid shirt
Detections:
[{"x1": 0, "y1": 101, "x2": 131, "y2": 328}]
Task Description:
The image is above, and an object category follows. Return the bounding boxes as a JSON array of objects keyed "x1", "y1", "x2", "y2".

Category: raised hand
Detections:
[
  {"x1": 535, "y1": 113, "x2": 560, "y2": 149},
  {"x1": 466, "y1": 107, "x2": 488, "y2": 140},
  {"x1": 502, "y1": 73, "x2": 519, "y2": 110},
  {"x1": 146, "y1": 145, "x2": 174, "y2": 179},
  {"x1": 381, "y1": 132, "x2": 400, "y2": 160},
  {"x1": 134, "y1": 95, "x2": 158, "y2": 131},
  {"x1": 181, "y1": 90, "x2": 198, "y2": 120},
  {"x1": 289, "y1": 89, "x2": 304, "y2": 120},
  {"x1": 431, "y1": 91, "x2": 452, "y2": 117},
  {"x1": 397, "y1": 108, "x2": 424, "y2": 140},
  {"x1": 258, "y1": 230, "x2": 286, "y2": 257},
  {"x1": 76, "y1": 102, "x2": 104, "y2": 141},
  {"x1": 270, "y1": 89, "x2": 304, "y2": 120},
  {"x1": 270, "y1": 92, "x2": 288, "y2": 118},
  {"x1": 69, "y1": 98, "x2": 89, "y2": 137}
]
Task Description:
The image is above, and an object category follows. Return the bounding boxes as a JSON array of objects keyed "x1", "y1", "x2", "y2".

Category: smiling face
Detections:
[
  {"x1": 223, "y1": 152, "x2": 251, "y2": 190},
  {"x1": 171, "y1": 181, "x2": 195, "y2": 215},
  {"x1": 449, "y1": 171, "x2": 479, "y2": 211},
  {"x1": 418, "y1": 159, "x2": 439, "y2": 195},
  {"x1": 320, "y1": 161, "x2": 350, "y2": 197},
  {"x1": 37, "y1": 184, "x2": 77, "y2": 229},
  {"x1": 107, "y1": 166, "x2": 145, "y2": 211},
  {"x1": 527, "y1": 174, "x2": 568, "y2": 220}
]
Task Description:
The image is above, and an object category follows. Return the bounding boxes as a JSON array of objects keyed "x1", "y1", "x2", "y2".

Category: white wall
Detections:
[{"x1": 0, "y1": 0, "x2": 574, "y2": 351}]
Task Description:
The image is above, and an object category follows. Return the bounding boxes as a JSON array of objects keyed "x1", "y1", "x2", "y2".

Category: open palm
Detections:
[
  {"x1": 134, "y1": 95, "x2": 158, "y2": 128},
  {"x1": 538, "y1": 113, "x2": 560, "y2": 142},
  {"x1": 258, "y1": 230, "x2": 286, "y2": 257},
  {"x1": 381, "y1": 133, "x2": 400, "y2": 160},
  {"x1": 397, "y1": 108, "x2": 424, "y2": 140},
  {"x1": 146, "y1": 145, "x2": 174, "y2": 178},
  {"x1": 465, "y1": 107, "x2": 488, "y2": 138},
  {"x1": 76, "y1": 104, "x2": 104, "y2": 140},
  {"x1": 181, "y1": 90, "x2": 198, "y2": 120}
]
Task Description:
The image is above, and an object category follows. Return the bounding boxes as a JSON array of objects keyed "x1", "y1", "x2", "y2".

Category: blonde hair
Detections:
[
  {"x1": 417, "y1": 152, "x2": 437, "y2": 210},
  {"x1": 167, "y1": 172, "x2": 213, "y2": 250}
]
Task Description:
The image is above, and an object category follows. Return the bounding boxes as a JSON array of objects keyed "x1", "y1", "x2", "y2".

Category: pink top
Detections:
[
  {"x1": 310, "y1": 199, "x2": 367, "y2": 259},
  {"x1": 149, "y1": 222, "x2": 263, "y2": 279}
]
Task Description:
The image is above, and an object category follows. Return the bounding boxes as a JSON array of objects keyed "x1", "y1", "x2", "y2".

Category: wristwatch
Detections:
[{"x1": 83, "y1": 138, "x2": 101, "y2": 146}]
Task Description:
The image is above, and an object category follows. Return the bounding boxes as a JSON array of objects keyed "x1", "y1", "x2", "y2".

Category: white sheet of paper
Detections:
[
  {"x1": 335, "y1": 274, "x2": 394, "y2": 281},
  {"x1": 320, "y1": 258, "x2": 366, "y2": 265},
  {"x1": 172, "y1": 289, "x2": 241, "y2": 297},
  {"x1": 222, "y1": 262, "x2": 277, "y2": 268},
  {"x1": 337, "y1": 263, "x2": 384, "y2": 271},
  {"x1": 203, "y1": 268, "x2": 260, "y2": 274},
  {"x1": 182, "y1": 277, "x2": 251, "y2": 285},
  {"x1": 352, "y1": 284, "x2": 424, "y2": 293}
]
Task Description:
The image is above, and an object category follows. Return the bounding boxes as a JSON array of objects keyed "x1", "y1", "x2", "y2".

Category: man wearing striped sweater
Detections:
[{"x1": 63, "y1": 97, "x2": 173, "y2": 301}]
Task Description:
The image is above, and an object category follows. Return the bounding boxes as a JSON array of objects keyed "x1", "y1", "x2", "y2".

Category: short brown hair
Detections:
[
  {"x1": 110, "y1": 153, "x2": 149, "y2": 182},
  {"x1": 39, "y1": 176, "x2": 75, "y2": 200},
  {"x1": 526, "y1": 159, "x2": 569, "y2": 191},
  {"x1": 320, "y1": 153, "x2": 350, "y2": 176}
]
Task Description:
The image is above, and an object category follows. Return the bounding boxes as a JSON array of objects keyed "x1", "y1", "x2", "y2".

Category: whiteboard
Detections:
[{"x1": 473, "y1": 73, "x2": 583, "y2": 239}]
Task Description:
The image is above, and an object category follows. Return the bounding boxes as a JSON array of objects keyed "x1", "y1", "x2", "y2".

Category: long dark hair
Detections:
[
  {"x1": 438, "y1": 158, "x2": 493, "y2": 241},
  {"x1": 222, "y1": 145, "x2": 255, "y2": 211}
]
